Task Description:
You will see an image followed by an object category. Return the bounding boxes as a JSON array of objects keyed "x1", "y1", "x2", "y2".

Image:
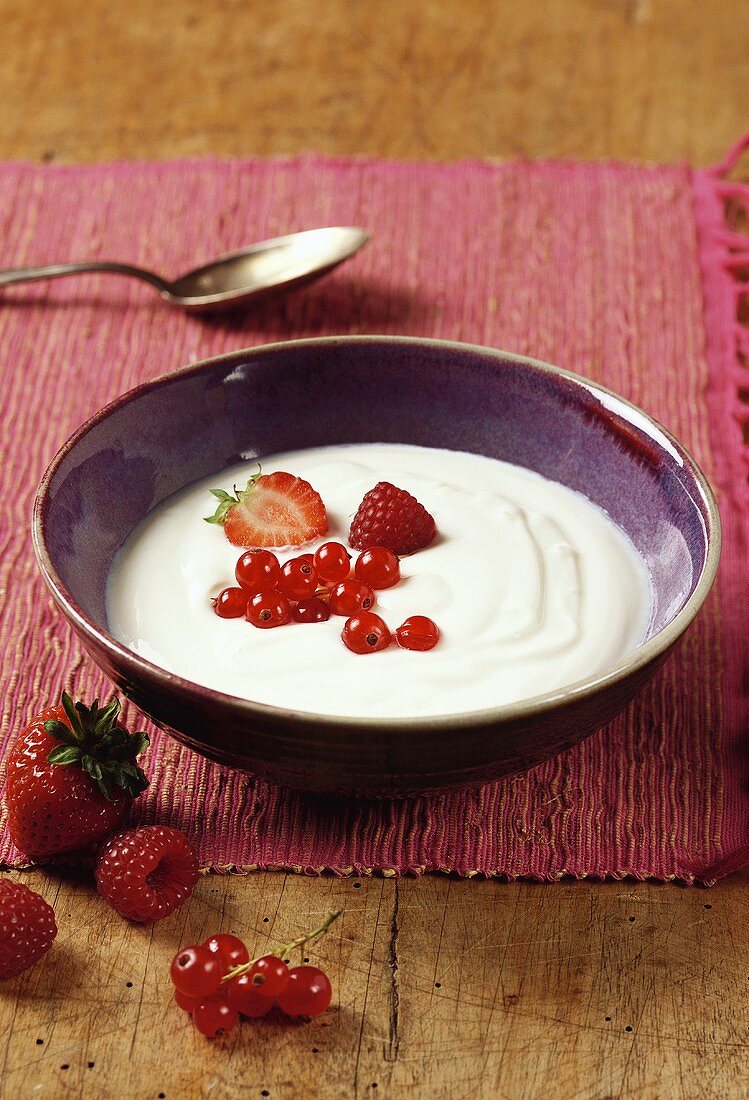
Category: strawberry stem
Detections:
[
  {"x1": 204, "y1": 466, "x2": 263, "y2": 526},
  {"x1": 220, "y1": 908, "x2": 343, "y2": 983},
  {"x1": 44, "y1": 693, "x2": 149, "y2": 802}
]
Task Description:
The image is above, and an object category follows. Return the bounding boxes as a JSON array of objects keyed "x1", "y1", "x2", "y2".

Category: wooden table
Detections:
[{"x1": 1, "y1": 2, "x2": 747, "y2": 1096}]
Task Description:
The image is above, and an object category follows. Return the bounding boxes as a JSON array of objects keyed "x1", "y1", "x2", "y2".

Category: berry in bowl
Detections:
[{"x1": 33, "y1": 336, "x2": 720, "y2": 795}]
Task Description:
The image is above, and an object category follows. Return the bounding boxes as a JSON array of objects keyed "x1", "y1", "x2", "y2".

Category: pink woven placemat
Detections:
[{"x1": 1, "y1": 139, "x2": 748, "y2": 883}]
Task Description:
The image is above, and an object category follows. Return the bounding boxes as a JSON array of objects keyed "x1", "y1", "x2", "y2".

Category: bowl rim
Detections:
[{"x1": 32, "y1": 334, "x2": 722, "y2": 733}]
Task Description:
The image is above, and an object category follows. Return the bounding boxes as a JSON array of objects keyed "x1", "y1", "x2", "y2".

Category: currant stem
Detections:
[
  {"x1": 278, "y1": 908, "x2": 343, "y2": 962},
  {"x1": 220, "y1": 909, "x2": 343, "y2": 984}
]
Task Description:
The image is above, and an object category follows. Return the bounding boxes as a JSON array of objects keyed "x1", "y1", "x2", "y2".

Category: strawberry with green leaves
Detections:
[
  {"x1": 5, "y1": 693, "x2": 149, "y2": 859},
  {"x1": 205, "y1": 469, "x2": 328, "y2": 548}
]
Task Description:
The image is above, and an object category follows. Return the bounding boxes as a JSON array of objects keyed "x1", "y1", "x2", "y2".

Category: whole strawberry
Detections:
[
  {"x1": 5, "y1": 693, "x2": 149, "y2": 859},
  {"x1": 0, "y1": 878, "x2": 57, "y2": 979},
  {"x1": 349, "y1": 482, "x2": 437, "y2": 555}
]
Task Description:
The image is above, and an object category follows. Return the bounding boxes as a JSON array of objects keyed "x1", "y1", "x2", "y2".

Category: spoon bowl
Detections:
[
  {"x1": 0, "y1": 226, "x2": 370, "y2": 312},
  {"x1": 165, "y1": 227, "x2": 370, "y2": 311}
]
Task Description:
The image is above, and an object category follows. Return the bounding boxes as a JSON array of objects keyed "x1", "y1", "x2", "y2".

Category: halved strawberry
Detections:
[{"x1": 205, "y1": 469, "x2": 328, "y2": 548}]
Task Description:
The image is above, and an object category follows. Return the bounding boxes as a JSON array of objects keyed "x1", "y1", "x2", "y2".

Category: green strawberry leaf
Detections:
[
  {"x1": 204, "y1": 469, "x2": 262, "y2": 526},
  {"x1": 128, "y1": 733, "x2": 150, "y2": 757},
  {"x1": 46, "y1": 693, "x2": 150, "y2": 801},
  {"x1": 102, "y1": 730, "x2": 142, "y2": 761},
  {"x1": 94, "y1": 775, "x2": 111, "y2": 801},
  {"x1": 98, "y1": 698, "x2": 121, "y2": 733},
  {"x1": 47, "y1": 745, "x2": 83, "y2": 766},
  {"x1": 61, "y1": 692, "x2": 84, "y2": 742},
  {"x1": 204, "y1": 488, "x2": 239, "y2": 526},
  {"x1": 80, "y1": 755, "x2": 103, "y2": 782},
  {"x1": 44, "y1": 718, "x2": 79, "y2": 746}
]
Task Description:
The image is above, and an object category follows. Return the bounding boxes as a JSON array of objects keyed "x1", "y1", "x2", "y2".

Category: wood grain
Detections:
[
  {"x1": 1, "y1": 869, "x2": 747, "y2": 1098},
  {"x1": 1, "y1": 1, "x2": 748, "y2": 1097},
  {"x1": 1, "y1": 0, "x2": 746, "y2": 166}
]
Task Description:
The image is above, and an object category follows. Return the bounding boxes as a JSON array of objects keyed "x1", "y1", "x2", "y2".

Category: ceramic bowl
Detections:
[{"x1": 33, "y1": 336, "x2": 721, "y2": 796}]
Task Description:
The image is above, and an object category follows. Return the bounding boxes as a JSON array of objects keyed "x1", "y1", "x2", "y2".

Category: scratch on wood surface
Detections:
[
  {"x1": 353, "y1": 880, "x2": 385, "y2": 1097},
  {"x1": 384, "y1": 879, "x2": 400, "y2": 1063}
]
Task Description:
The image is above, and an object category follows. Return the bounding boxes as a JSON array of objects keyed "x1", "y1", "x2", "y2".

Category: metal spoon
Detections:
[{"x1": 0, "y1": 226, "x2": 370, "y2": 313}]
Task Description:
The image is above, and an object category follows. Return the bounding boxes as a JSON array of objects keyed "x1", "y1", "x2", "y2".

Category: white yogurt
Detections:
[{"x1": 106, "y1": 443, "x2": 652, "y2": 718}]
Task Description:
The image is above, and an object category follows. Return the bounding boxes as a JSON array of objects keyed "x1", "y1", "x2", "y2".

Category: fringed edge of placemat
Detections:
[
  {"x1": 1, "y1": 858, "x2": 706, "y2": 886},
  {"x1": 203, "y1": 863, "x2": 704, "y2": 885}
]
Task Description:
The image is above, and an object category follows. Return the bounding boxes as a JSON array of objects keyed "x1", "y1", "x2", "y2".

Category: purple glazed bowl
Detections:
[{"x1": 33, "y1": 336, "x2": 721, "y2": 796}]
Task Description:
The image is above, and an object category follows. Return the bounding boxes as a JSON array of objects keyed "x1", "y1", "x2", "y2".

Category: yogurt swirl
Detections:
[{"x1": 106, "y1": 443, "x2": 652, "y2": 718}]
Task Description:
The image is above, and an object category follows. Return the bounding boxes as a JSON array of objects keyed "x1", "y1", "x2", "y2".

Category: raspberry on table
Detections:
[
  {"x1": 95, "y1": 825, "x2": 199, "y2": 922},
  {"x1": 0, "y1": 878, "x2": 57, "y2": 980},
  {"x1": 349, "y1": 482, "x2": 436, "y2": 555}
]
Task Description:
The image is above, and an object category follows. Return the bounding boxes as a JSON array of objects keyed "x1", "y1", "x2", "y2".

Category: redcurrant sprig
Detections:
[{"x1": 170, "y1": 908, "x2": 342, "y2": 1038}]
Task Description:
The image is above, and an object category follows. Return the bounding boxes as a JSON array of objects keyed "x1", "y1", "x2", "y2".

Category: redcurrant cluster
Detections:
[
  {"x1": 169, "y1": 910, "x2": 341, "y2": 1039},
  {"x1": 212, "y1": 541, "x2": 440, "y2": 655}
]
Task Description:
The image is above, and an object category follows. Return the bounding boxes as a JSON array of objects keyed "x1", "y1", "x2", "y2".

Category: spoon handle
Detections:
[{"x1": 0, "y1": 261, "x2": 169, "y2": 294}]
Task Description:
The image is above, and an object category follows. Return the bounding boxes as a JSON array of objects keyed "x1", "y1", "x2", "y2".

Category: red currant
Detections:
[
  {"x1": 342, "y1": 611, "x2": 391, "y2": 654},
  {"x1": 225, "y1": 973, "x2": 276, "y2": 1018},
  {"x1": 246, "y1": 591, "x2": 292, "y2": 628},
  {"x1": 354, "y1": 546, "x2": 401, "y2": 589},
  {"x1": 395, "y1": 615, "x2": 440, "y2": 651},
  {"x1": 313, "y1": 541, "x2": 351, "y2": 583},
  {"x1": 329, "y1": 579, "x2": 375, "y2": 616},
  {"x1": 213, "y1": 586, "x2": 248, "y2": 618},
  {"x1": 277, "y1": 966, "x2": 332, "y2": 1018},
  {"x1": 192, "y1": 991, "x2": 239, "y2": 1038},
  {"x1": 292, "y1": 597, "x2": 331, "y2": 623},
  {"x1": 203, "y1": 933, "x2": 250, "y2": 970},
  {"x1": 247, "y1": 954, "x2": 290, "y2": 997},
  {"x1": 170, "y1": 944, "x2": 225, "y2": 998},
  {"x1": 235, "y1": 548, "x2": 281, "y2": 592},
  {"x1": 279, "y1": 554, "x2": 318, "y2": 600},
  {"x1": 174, "y1": 988, "x2": 200, "y2": 1012}
]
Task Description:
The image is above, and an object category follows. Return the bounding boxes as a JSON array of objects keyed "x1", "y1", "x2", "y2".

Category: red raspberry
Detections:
[
  {"x1": 0, "y1": 878, "x2": 57, "y2": 980},
  {"x1": 95, "y1": 825, "x2": 199, "y2": 922},
  {"x1": 349, "y1": 482, "x2": 436, "y2": 555}
]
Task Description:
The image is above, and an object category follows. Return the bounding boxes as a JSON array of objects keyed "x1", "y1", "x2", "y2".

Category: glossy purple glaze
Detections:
[{"x1": 33, "y1": 337, "x2": 721, "y2": 795}]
